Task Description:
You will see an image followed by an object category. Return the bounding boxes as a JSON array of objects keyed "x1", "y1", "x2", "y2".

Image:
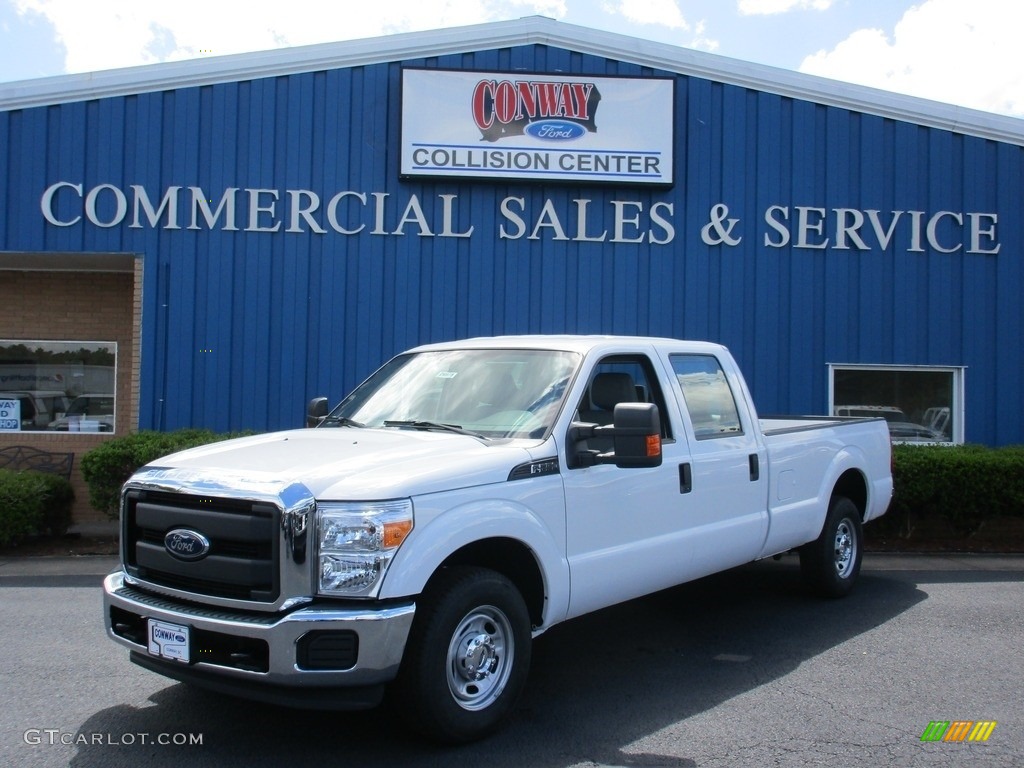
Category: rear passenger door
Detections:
[{"x1": 668, "y1": 353, "x2": 769, "y2": 576}]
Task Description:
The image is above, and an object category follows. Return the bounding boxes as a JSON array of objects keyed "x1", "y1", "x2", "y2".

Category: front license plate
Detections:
[{"x1": 147, "y1": 619, "x2": 190, "y2": 663}]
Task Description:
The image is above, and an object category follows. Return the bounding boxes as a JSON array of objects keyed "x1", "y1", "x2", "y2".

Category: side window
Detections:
[
  {"x1": 577, "y1": 355, "x2": 672, "y2": 440},
  {"x1": 671, "y1": 354, "x2": 743, "y2": 439}
]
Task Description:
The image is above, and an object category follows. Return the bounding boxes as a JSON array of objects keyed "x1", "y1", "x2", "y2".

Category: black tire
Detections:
[
  {"x1": 799, "y1": 495, "x2": 863, "y2": 598},
  {"x1": 393, "y1": 566, "x2": 531, "y2": 743}
]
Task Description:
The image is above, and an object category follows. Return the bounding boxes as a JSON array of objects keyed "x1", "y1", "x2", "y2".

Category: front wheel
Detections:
[
  {"x1": 393, "y1": 566, "x2": 532, "y2": 743},
  {"x1": 799, "y1": 495, "x2": 863, "y2": 598}
]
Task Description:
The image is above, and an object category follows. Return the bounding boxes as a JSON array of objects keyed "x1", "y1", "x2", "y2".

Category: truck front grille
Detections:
[{"x1": 124, "y1": 490, "x2": 280, "y2": 602}]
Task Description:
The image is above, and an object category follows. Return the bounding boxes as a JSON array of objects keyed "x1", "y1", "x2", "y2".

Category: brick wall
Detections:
[{"x1": 0, "y1": 265, "x2": 140, "y2": 525}]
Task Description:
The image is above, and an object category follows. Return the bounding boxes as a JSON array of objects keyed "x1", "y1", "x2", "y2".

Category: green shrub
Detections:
[
  {"x1": 81, "y1": 429, "x2": 254, "y2": 519},
  {"x1": 0, "y1": 469, "x2": 75, "y2": 546},
  {"x1": 873, "y1": 444, "x2": 1024, "y2": 539}
]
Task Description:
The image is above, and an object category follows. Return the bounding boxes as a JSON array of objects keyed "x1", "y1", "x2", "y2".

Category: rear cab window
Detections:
[{"x1": 670, "y1": 354, "x2": 743, "y2": 439}]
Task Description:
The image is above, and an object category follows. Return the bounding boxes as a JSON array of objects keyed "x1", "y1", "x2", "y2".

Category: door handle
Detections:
[
  {"x1": 749, "y1": 453, "x2": 760, "y2": 482},
  {"x1": 679, "y1": 463, "x2": 692, "y2": 494}
]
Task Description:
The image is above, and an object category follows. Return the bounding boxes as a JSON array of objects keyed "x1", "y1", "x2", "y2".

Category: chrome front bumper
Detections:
[{"x1": 103, "y1": 571, "x2": 415, "y2": 707}]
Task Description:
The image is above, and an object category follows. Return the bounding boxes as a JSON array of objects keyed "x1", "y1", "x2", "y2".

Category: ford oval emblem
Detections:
[
  {"x1": 524, "y1": 119, "x2": 586, "y2": 141},
  {"x1": 164, "y1": 528, "x2": 211, "y2": 561}
]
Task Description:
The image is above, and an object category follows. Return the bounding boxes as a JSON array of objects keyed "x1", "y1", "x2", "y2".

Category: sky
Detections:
[{"x1": 0, "y1": 0, "x2": 1021, "y2": 118}]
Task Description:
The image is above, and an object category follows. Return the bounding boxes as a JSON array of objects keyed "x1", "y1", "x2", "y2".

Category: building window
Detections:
[
  {"x1": 0, "y1": 340, "x2": 117, "y2": 433},
  {"x1": 829, "y1": 364, "x2": 964, "y2": 444}
]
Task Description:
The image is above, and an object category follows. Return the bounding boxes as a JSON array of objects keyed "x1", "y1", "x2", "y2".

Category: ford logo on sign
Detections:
[
  {"x1": 524, "y1": 120, "x2": 586, "y2": 141},
  {"x1": 164, "y1": 529, "x2": 211, "y2": 561}
]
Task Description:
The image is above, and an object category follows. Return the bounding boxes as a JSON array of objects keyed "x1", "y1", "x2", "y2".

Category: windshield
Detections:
[{"x1": 324, "y1": 348, "x2": 581, "y2": 439}]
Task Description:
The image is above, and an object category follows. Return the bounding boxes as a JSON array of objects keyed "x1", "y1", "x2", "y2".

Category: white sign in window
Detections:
[{"x1": 0, "y1": 398, "x2": 20, "y2": 431}]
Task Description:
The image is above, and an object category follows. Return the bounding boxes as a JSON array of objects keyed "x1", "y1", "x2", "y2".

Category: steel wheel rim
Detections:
[
  {"x1": 446, "y1": 605, "x2": 515, "y2": 711},
  {"x1": 833, "y1": 518, "x2": 856, "y2": 579}
]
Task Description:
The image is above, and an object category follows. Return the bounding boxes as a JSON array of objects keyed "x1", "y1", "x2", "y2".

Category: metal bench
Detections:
[{"x1": 0, "y1": 445, "x2": 75, "y2": 480}]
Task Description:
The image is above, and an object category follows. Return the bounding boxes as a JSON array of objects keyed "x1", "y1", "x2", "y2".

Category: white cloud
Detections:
[
  {"x1": 738, "y1": 0, "x2": 832, "y2": 15},
  {"x1": 607, "y1": 0, "x2": 689, "y2": 30},
  {"x1": 799, "y1": 0, "x2": 1024, "y2": 116},
  {"x1": 11, "y1": 0, "x2": 567, "y2": 74}
]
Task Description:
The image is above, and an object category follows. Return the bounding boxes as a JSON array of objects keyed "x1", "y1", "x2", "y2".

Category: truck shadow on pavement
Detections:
[{"x1": 70, "y1": 557, "x2": 926, "y2": 768}]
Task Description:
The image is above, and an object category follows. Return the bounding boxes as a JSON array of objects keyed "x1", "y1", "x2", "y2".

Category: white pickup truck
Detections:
[{"x1": 103, "y1": 335, "x2": 892, "y2": 742}]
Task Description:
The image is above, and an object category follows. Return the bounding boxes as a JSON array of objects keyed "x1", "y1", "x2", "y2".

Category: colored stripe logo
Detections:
[{"x1": 921, "y1": 721, "x2": 997, "y2": 742}]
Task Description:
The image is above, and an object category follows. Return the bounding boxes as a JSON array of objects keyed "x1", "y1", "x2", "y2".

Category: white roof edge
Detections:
[{"x1": 1, "y1": 15, "x2": 1022, "y2": 147}]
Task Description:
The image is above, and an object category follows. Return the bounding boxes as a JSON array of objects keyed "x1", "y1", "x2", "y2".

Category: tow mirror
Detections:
[
  {"x1": 569, "y1": 402, "x2": 663, "y2": 469},
  {"x1": 610, "y1": 402, "x2": 663, "y2": 468},
  {"x1": 306, "y1": 397, "x2": 329, "y2": 428}
]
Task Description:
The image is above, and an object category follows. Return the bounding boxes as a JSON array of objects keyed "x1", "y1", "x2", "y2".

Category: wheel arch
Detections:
[
  {"x1": 832, "y1": 468, "x2": 868, "y2": 519},
  {"x1": 432, "y1": 538, "x2": 546, "y2": 629}
]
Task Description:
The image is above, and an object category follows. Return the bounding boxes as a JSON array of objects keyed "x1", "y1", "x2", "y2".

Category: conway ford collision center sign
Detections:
[{"x1": 401, "y1": 69, "x2": 674, "y2": 184}]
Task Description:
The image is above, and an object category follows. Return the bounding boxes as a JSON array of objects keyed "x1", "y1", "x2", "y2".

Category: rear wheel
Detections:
[
  {"x1": 393, "y1": 566, "x2": 531, "y2": 743},
  {"x1": 799, "y1": 495, "x2": 863, "y2": 598}
]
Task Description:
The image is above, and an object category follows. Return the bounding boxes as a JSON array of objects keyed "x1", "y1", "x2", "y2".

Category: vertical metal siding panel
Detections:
[
  {"x1": 274, "y1": 73, "x2": 315, "y2": 429},
  {"x1": 959, "y1": 135, "x2": 999, "y2": 444},
  {"x1": 993, "y1": 142, "x2": 1023, "y2": 444},
  {"x1": 301, "y1": 71, "x2": 327, "y2": 408},
  {"x1": 3, "y1": 108, "x2": 29, "y2": 244},
  {"x1": 164, "y1": 88, "x2": 200, "y2": 429},
  {"x1": 207, "y1": 83, "x2": 241, "y2": 432},
  {"x1": 782, "y1": 100, "x2": 811, "y2": 412},
  {"x1": 744, "y1": 92, "x2": 783, "y2": 408},
  {"x1": 7, "y1": 109, "x2": 46, "y2": 249},
  {"x1": 120, "y1": 92, "x2": 148, "y2": 427},
  {"x1": 682, "y1": 78, "x2": 715, "y2": 342},
  {"x1": 239, "y1": 79, "x2": 270, "y2": 429},
  {"x1": 729, "y1": 87, "x2": 761, "y2": 366},
  {"x1": 891, "y1": 121, "x2": 928, "y2": 362},
  {"x1": 313, "y1": 68, "x2": 351, "y2": 400},
  {"x1": 823, "y1": 107, "x2": 856, "y2": 361},
  {"x1": 857, "y1": 114, "x2": 895, "y2": 365},
  {"x1": 924, "y1": 129, "x2": 959, "y2": 364},
  {"x1": 263, "y1": 77, "x2": 289, "y2": 429},
  {"x1": 134, "y1": 91, "x2": 164, "y2": 429},
  {"x1": 372, "y1": 63, "x2": 397, "y2": 368},
  {"x1": 341, "y1": 67, "x2": 364, "y2": 388},
  {"x1": 195, "y1": 84, "x2": 231, "y2": 433},
  {"x1": 753, "y1": 90, "x2": 782, "y2": 411},
  {"x1": 851, "y1": 114, "x2": 877, "y2": 362},
  {"x1": 749, "y1": 91, "x2": 786, "y2": 411},
  {"x1": 645, "y1": 74, "x2": 684, "y2": 341},
  {"x1": 717, "y1": 86, "x2": 751, "y2": 353},
  {"x1": 49, "y1": 103, "x2": 86, "y2": 252},
  {"x1": 763, "y1": 95, "x2": 793, "y2": 405},
  {"x1": 0, "y1": 112, "x2": 9, "y2": 247}
]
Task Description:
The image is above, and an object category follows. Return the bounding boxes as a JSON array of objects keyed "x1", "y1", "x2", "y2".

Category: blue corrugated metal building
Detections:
[{"x1": 2, "y1": 17, "x2": 1022, "y2": 453}]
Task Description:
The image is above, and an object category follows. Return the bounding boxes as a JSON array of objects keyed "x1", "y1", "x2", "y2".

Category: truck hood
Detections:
[{"x1": 134, "y1": 427, "x2": 544, "y2": 500}]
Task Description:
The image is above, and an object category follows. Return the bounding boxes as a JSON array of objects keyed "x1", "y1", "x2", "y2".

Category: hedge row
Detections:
[
  {"x1": 81, "y1": 429, "x2": 254, "y2": 519},
  {"x1": 873, "y1": 444, "x2": 1024, "y2": 539},
  {"x1": 0, "y1": 470, "x2": 74, "y2": 547}
]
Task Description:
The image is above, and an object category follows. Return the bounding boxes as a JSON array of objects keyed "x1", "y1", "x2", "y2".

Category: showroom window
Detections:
[
  {"x1": 828, "y1": 364, "x2": 964, "y2": 444},
  {"x1": 0, "y1": 340, "x2": 117, "y2": 433}
]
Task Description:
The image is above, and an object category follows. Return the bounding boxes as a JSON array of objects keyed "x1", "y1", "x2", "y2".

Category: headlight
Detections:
[{"x1": 316, "y1": 500, "x2": 414, "y2": 597}]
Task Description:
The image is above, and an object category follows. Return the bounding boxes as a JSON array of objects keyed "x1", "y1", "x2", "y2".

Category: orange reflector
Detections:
[
  {"x1": 646, "y1": 434, "x2": 661, "y2": 457},
  {"x1": 383, "y1": 519, "x2": 413, "y2": 548}
]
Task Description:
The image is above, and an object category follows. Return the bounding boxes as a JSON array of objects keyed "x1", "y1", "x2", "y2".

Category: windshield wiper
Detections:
[
  {"x1": 320, "y1": 416, "x2": 365, "y2": 427},
  {"x1": 383, "y1": 420, "x2": 486, "y2": 439}
]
